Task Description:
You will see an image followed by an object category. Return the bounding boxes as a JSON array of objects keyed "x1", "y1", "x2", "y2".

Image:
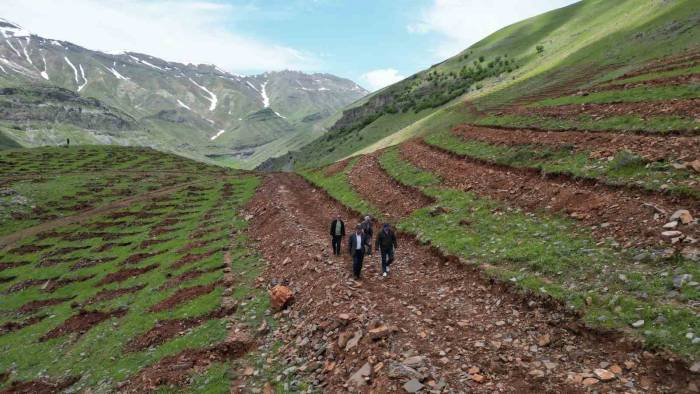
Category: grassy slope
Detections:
[
  {"x1": 0, "y1": 146, "x2": 295, "y2": 392},
  {"x1": 272, "y1": 0, "x2": 700, "y2": 169}
]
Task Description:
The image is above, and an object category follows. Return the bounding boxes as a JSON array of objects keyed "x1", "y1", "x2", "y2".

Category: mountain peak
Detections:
[{"x1": 0, "y1": 18, "x2": 30, "y2": 38}]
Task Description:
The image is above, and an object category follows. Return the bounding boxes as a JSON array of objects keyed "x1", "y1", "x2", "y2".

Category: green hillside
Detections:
[{"x1": 262, "y1": 0, "x2": 700, "y2": 170}]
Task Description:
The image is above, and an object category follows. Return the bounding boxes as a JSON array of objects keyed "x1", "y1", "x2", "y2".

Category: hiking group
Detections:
[{"x1": 329, "y1": 214, "x2": 397, "y2": 280}]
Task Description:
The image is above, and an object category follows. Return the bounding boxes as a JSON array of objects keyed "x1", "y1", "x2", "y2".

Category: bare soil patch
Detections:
[
  {"x1": 97, "y1": 264, "x2": 159, "y2": 286},
  {"x1": 70, "y1": 256, "x2": 118, "y2": 271},
  {"x1": 323, "y1": 158, "x2": 351, "y2": 176},
  {"x1": 119, "y1": 336, "x2": 252, "y2": 393},
  {"x1": 170, "y1": 250, "x2": 221, "y2": 270},
  {"x1": 125, "y1": 306, "x2": 235, "y2": 352},
  {"x1": 514, "y1": 99, "x2": 700, "y2": 123},
  {"x1": 121, "y1": 251, "x2": 166, "y2": 266},
  {"x1": 148, "y1": 281, "x2": 221, "y2": 313},
  {"x1": 42, "y1": 274, "x2": 96, "y2": 293},
  {"x1": 0, "y1": 376, "x2": 80, "y2": 394},
  {"x1": 347, "y1": 154, "x2": 433, "y2": 221},
  {"x1": 93, "y1": 241, "x2": 132, "y2": 253},
  {"x1": 401, "y1": 141, "x2": 699, "y2": 248},
  {"x1": 8, "y1": 244, "x2": 51, "y2": 256},
  {"x1": 18, "y1": 297, "x2": 74, "y2": 314},
  {"x1": 138, "y1": 238, "x2": 173, "y2": 250},
  {"x1": 83, "y1": 284, "x2": 146, "y2": 305},
  {"x1": 160, "y1": 265, "x2": 225, "y2": 290},
  {"x1": 0, "y1": 261, "x2": 29, "y2": 272},
  {"x1": 453, "y1": 124, "x2": 700, "y2": 162},
  {"x1": 0, "y1": 315, "x2": 47, "y2": 336},
  {"x1": 40, "y1": 308, "x2": 128, "y2": 341}
]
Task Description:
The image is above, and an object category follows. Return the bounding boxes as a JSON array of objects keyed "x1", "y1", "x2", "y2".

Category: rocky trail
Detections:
[
  {"x1": 245, "y1": 173, "x2": 695, "y2": 393},
  {"x1": 401, "y1": 141, "x2": 700, "y2": 250}
]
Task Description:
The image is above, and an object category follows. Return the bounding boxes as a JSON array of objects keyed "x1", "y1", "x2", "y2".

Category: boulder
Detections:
[
  {"x1": 403, "y1": 379, "x2": 424, "y2": 393},
  {"x1": 347, "y1": 362, "x2": 372, "y2": 388},
  {"x1": 345, "y1": 330, "x2": 363, "y2": 351},
  {"x1": 689, "y1": 159, "x2": 700, "y2": 173},
  {"x1": 682, "y1": 247, "x2": 700, "y2": 262},
  {"x1": 402, "y1": 356, "x2": 426, "y2": 368},
  {"x1": 269, "y1": 285, "x2": 294, "y2": 311},
  {"x1": 670, "y1": 210, "x2": 693, "y2": 225},
  {"x1": 369, "y1": 325, "x2": 392, "y2": 340}
]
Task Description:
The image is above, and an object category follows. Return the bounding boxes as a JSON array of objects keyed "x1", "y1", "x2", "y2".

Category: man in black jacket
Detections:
[
  {"x1": 375, "y1": 223, "x2": 397, "y2": 277},
  {"x1": 361, "y1": 215, "x2": 374, "y2": 255},
  {"x1": 329, "y1": 214, "x2": 345, "y2": 256},
  {"x1": 348, "y1": 224, "x2": 367, "y2": 279}
]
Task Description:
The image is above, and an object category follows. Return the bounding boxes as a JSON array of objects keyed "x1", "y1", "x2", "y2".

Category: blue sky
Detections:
[{"x1": 0, "y1": 0, "x2": 578, "y2": 90}]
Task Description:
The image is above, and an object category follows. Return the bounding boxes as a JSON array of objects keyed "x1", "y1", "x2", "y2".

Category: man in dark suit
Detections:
[
  {"x1": 329, "y1": 214, "x2": 345, "y2": 256},
  {"x1": 348, "y1": 224, "x2": 367, "y2": 279}
]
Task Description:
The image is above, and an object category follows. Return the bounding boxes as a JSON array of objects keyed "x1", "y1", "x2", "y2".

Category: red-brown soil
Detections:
[
  {"x1": 83, "y1": 284, "x2": 146, "y2": 305},
  {"x1": 8, "y1": 244, "x2": 51, "y2": 255},
  {"x1": 170, "y1": 250, "x2": 221, "y2": 270},
  {"x1": 121, "y1": 251, "x2": 165, "y2": 266},
  {"x1": 40, "y1": 308, "x2": 128, "y2": 341},
  {"x1": 0, "y1": 376, "x2": 80, "y2": 394},
  {"x1": 119, "y1": 336, "x2": 252, "y2": 393},
  {"x1": 323, "y1": 158, "x2": 351, "y2": 176},
  {"x1": 4, "y1": 279, "x2": 51, "y2": 294},
  {"x1": 42, "y1": 245, "x2": 91, "y2": 257},
  {"x1": 41, "y1": 274, "x2": 96, "y2": 293},
  {"x1": 69, "y1": 256, "x2": 118, "y2": 271},
  {"x1": 125, "y1": 306, "x2": 235, "y2": 352},
  {"x1": 515, "y1": 99, "x2": 700, "y2": 123},
  {"x1": 18, "y1": 297, "x2": 74, "y2": 314},
  {"x1": 347, "y1": 155, "x2": 434, "y2": 221},
  {"x1": 37, "y1": 257, "x2": 78, "y2": 268},
  {"x1": 0, "y1": 261, "x2": 29, "y2": 272},
  {"x1": 138, "y1": 238, "x2": 172, "y2": 250},
  {"x1": 148, "y1": 281, "x2": 221, "y2": 313},
  {"x1": 93, "y1": 241, "x2": 132, "y2": 253},
  {"x1": 0, "y1": 315, "x2": 47, "y2": 336},
  {"x1": 401, "y1": 141, "x2": 699, "y2": 248},
  {"x1": 243, "y1": 173, "x2": 695, "y2": 392},
  {"x1": 96, "y1": 264, "x2": 159, "y2": 286},
  {"x1": 596, "y1": 73, "x2": 700, "y2": 91},
  {"x1": 453, "y1": 124, "x2": 700, "y2": 162},
  {"x1": 159, "y1": 265, "x2": 224, "y2": 290}
]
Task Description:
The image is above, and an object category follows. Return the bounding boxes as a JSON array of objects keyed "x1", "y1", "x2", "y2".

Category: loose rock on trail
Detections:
[{"x1": 244, "y1": 173, "x2": 696, "y2": 392}]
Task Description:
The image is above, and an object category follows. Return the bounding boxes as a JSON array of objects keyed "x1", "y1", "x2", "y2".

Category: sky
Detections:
[{"x1": 0, "y1": 0, "x2": 578, "y2": 91}]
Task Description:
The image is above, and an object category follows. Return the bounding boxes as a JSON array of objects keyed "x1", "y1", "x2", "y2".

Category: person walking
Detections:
[
  {"x1": 348, "y1": 224, "x2": 366, "y2": 280},
  {"x1": 375, "y1": 223, "x2": 397, "y2": 277},
  {"x1": 329, "y1": 214, "x2": 345, "y2": 256},
  {"x1": 361, "y1": 215, "x2": 374, "y2": 256}
]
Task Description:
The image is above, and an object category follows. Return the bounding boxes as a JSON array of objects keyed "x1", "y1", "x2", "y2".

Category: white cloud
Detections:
[
  {"x1": 0, "y1": 0, "x2": 319, "y2": 73},
  {"x1": 360, "y1": 68, "x2": 405, "y2": 92},
  {"x1": 408, "y1": 0, "x2": 578, "y2": 58}
]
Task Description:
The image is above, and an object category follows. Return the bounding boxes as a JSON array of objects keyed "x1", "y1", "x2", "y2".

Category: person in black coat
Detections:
[
  {"x1": 361, "y1": 215, "x2": 374, "y2": 255},
  {"x1": 375, "y1": 223, "x2": 397, "y2": 277},
  {"x1": 329, "y1": 214, "x2": 345, "y2": 256},
  {"x1": 348, "y1": 224, "x2": 367, "y2": 279}
]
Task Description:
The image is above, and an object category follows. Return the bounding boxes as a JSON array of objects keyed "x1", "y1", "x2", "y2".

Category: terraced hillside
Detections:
[
  {"x1": 0, "y1": 147, "x2": 290, "y2": 392},
  {"x1": 261, "y1": 0, "x2": 700, "y2": 170}
]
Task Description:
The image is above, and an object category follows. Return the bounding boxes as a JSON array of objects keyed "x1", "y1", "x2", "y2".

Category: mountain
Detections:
[
  {"x1": 261, "y1": 0, "x2": 700, "y2": 170},
  {"x1": 0, "y1": 17, "x2": 368, "y2": 168}
]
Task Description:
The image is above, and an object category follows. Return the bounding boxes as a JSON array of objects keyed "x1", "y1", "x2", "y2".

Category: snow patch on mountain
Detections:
[
  {"x1": 273, "y1": 110, "x2": 287, "y2": 119},
  {"x1": 0, "y1": 62, "x2": 5, "y2": 73},
  {"x1": 104, "y1": 64, "x2": 129, "y2": 80},
  {"x1": 78, "y1": 64, "x2": 88, "y2": 92},
  {"x1": 19, "y1": 37, "x2": 32, "y2": 65},
  {"x1": 177, "y1": 99, "x2": 191, "y2": 110},
  {"x1": 3, "y1": 38, "x2": 22, "y2": 58},
  {"x1": 64, "y1": 56, "x2": 79, "y2": 84},
  {"x1": 210, "y1": 129, "x2": 226, "y2": 140},
  {"x1": 189, "y1": 78, "x2": 218, "y2": 111},
  {"x1": 128, "y1": 54, "x2": 164, "y2": 71},
  {"x1": 246, "y1": 81, "x2": 259, "y2": 92},
  {"x1": 261, "y1": 81, "x2": 270, "y2": 108},
  {"x1": 0, "y1": 19, "x2": 30, "y2": 38},
  {"x1": 40, "y1": 55, "x2": 49, "y2": 80}
]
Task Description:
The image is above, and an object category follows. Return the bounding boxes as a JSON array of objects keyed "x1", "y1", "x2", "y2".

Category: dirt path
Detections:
[
  {"x1": 246, "y1": 173, "x2": 694, "y2": 393},
  {"x1": 347, "y1": 155, "x2": 433, "y2": 222},
  {"x1": 400, "y1": 141, "x2": 699, "y2": 249},
  {"x1": 453, "y1": 125, "x2": 700, "y2": 162},
  {"x1": 0, "y1": 181, "x2": 201, "y2": 251}
]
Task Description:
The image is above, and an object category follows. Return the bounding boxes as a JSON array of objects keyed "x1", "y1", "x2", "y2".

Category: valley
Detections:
[{"x1": 1, "y1": 0, "x2": 700, "y2": 392}]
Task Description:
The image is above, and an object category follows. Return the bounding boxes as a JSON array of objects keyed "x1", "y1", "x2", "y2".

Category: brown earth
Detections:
[
  {"x1": 40, "y1": 308, "x2": 128, "y2": 341},
  {"x1": 118, "y1": 335, "x2": 252, "y2": 393},
  {"x1": 452, "y1": 124, "x2": 700, "y2": 162},
  {"x1": 159, "y1": 265, "x2": 224, "y2": 290},
  {"x1": 121, "y1": 251, "x2": 166, "y2": 266},
  {"x1": 595, "y1": 73, "x2": 700, "y2": 92},
  {"x1": 515, "y1": 99, "x2": 700, "y2": 124},
  {"x1": 18, "y1": 297, "x2": 74, "y2": 314},
  {"x1": 244, "y1": 173, "x2": 695, "y2": 393},
  {"x1": 347, "y1": 155, "x2": 433, "y2": 221},
  {"x1": 148, "y1": 281, "x2": 221, "y2": 313},
  {"x1": 125, "y1": 306, "x2": 235, "y2": 352},
  {"x1": 0, "y1": 376, "x2": 80, "y2": 394},
  {"x1": 138, "y1": 238, "x2": 173, "y2": 250},
  {"x1": 70, "y1": 256, "x2": 118, "y2": 271},
  {"x1": 0, "y1": 261, "x2": 28, "y2": 272},
  {"x1": 42, "y1": 274, "x2": 96, "y2": 293},
  {"x1": 7, "y1": 244, "x2": 51, "y2": 255},
  {"x1": 170, "y1": 249, "x2": 221, "y2": 270},
  {"x1": 324, "y1": 159, "x2": 351, "y2": 177},
  {"x1": 96, "y1": 264, "x2": 159, "y2": 286},
  {"x1": 0, "y1": 315, "x2": 47, "y2": 336},
  {"x1": 4, "y1": 279, "x2": 52, "y2": 294},
  {"x1": 83, "y1": 284, "x2": 146, "y2": 305},
  {"x1": 401, "y1": 141, "x2": 699, "y2": 248}
]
